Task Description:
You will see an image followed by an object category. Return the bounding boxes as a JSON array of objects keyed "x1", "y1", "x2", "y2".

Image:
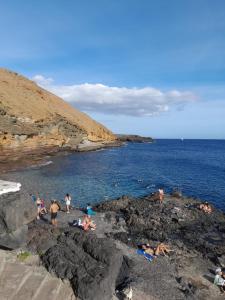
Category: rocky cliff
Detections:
[
  {"x1": 0, "y1": 69, "x2": 116, "y2": 153},
  {"x1": 0, "y1": 189, "x2": 36, "y2": 249}
]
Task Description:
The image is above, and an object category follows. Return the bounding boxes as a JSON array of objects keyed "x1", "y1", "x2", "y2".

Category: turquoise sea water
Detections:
[{"x1": 2, "y1": 139, "x2": 225, "y2": 211}]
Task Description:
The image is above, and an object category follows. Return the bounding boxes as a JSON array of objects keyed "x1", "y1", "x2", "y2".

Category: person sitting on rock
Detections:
[
  {"x1": 81, "y1": 215, "x2": 89, "y2": 231},
  {"x1": 86, "y1": 203, "x2": 96, "y2": 216},
  {"x1": 199, "y1": 203, "x2": 204, "y2": 210},
  {"x1": 204, "y1": 202, "x2": 212, "y2": 213},
  {"x1": 199, "y1": 202, "x2": 212, "y2": 214},
  {"x1": 81, "y1": 215, "x2": 96, "y2": 231},
  {"x1": 214, "y1": 268, "x2": 225, "y2": 293}
]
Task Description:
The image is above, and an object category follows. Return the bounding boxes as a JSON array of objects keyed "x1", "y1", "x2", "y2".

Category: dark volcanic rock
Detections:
[
  {"x1": 27, "y1": 222, "x2": 63, "y2": 254},
  {"x1": 171, "y1": 189, "x2": 183, "y2": 199},
  {"x1": 0, "y1": 190, "x2": 36, "y2": 249},
  {"x1": 0, "y1": 225, "x2": 28, "y2": 249},
  {"x1": 42, "y1": 229, "x2": 125, "y2": 300},
  {"x1": 24, "y1": 194, "x2": 225, "y2": 299},
  {"x1": 116, "y1": 134, "x2": 153, "y2": 143},
  {"x1": 96, "y1": 195, "x2": 225, "y2": 263},
  {"x1": 95, "y1": 195, "x2": 132, "y2": 212}
]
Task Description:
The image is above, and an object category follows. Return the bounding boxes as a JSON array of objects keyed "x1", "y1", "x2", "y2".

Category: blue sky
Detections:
[{"x1": 0, "y1": 0, "x2": 225, "y2": 138}]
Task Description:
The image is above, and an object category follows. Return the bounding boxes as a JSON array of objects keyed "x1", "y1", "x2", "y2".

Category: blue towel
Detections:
[
  {"x1": 144, "y1": 253, "x2": 154, "y2": 261},
  {"x1": 136, "y1": 249, "x2": 154, "y2": 261},
  {"x1": 137, "y1": 249, "x2": 145, "y2": 255}
]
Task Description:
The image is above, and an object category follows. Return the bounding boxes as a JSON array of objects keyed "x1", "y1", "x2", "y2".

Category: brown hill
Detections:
[{"x1": 0, "y1": 68, "x2": 116, "y2": 153}]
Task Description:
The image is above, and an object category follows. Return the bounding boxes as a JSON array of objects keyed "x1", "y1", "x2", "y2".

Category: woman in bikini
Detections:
[
  {"x1": 36, "y1": 197, "x2": 42, "y2": 220},
  {"x1": 64, "y1": 193, "x2": 71, "y2": 213},
  {"x1": 40, "y1": 198, "x2": 47, "y2": 215},
  {"x1": 81, "y1": 215, "x2": 96, "y2": 231}
]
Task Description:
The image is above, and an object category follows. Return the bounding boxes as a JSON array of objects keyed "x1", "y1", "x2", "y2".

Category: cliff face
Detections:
[{"x1": 0, "y1": 69, "x2": 115, "y2": 152}]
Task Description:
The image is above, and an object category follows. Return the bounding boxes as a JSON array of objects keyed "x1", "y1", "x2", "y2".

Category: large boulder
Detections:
[
  {"x1": 42, "y1": 229, "x2": 125, "y2": 300},
  {"x1": 27, "y1": 222, "x2": 63, "y2": 254},
  {"x1": 95, "y1": 195, "x2": 131, "y2": 212},
  {"x1": 0, "y1": 190, "x2": 36, "y2": 249},
  {"x1": 0, "y1": 225, "x2": 28, "y2": 249}
]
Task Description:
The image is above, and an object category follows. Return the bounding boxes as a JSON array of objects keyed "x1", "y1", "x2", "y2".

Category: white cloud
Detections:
[
  {"x1": 32, "y1": 75, "x2": 197, "y2": 117},
  {"x1": 33, "y1": 74, "x2": 54, "y2": 86}
]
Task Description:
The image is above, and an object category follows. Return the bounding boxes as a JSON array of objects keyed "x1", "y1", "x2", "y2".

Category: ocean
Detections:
[{"x1": 2, "y1": 139, "x2": 225, "y2": 211}]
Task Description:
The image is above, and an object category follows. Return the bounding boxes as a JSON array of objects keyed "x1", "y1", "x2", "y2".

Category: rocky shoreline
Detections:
[
  {"x1": 0, "y1": 140, "x2": 123, "y2": 173},
  {"x1": 0, "y1": 68, "x2": 119, "y2": 173},
  {"x1": 0, "y1": 134, "x2": 153, "y2": 173},
  {"x1": 116, "y1": 134, "x2": 154, "y2": 143},
  {"x1": 1, "y1": 189, "x2": 225, "y2": 299},
  {"x1": 0, "y1": 135, "x2": 153, "y2": 173}
]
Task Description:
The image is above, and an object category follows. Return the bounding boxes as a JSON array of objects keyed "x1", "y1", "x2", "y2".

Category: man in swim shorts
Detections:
[{"x1": 50, "y1": 200, "x2": 60, "y2": 226}]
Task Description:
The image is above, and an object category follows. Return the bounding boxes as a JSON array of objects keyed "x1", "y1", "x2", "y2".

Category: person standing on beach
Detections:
[
  {"x1": 50, "y1": 200, "x2": 60, "y2": 226},
  {"x1": 36, "y1": 197, "x2": 42, "y2": 220},
  {"x1": 158, "y1": 188, "x2": 164, "y2": 203},
  {"x1": 40, "y1": 198, "x2": 47, "y2": 215},
  {"x1": 64, "y1": 193, "x2": 71, "y2": 213}
]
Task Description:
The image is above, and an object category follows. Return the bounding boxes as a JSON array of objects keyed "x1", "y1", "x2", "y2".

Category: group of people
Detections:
[
  {"x1": 31, "y1": 193, "x2": 72, "y2": 225},
  {"x1": 156, "y1": 189, "x2": 213, "y2": 216},
  {"x1": 199, "y1": 202, "x2": 212, "y2": 214},
  {"x1": 31, "y1": 189, "x2": 224, "y2": 296},
  {"x1": 31, "y1": 192, "x2": 97, "y2": 229},
  {"x1": 139, "y1": 242, "x2": 171, "y2": 257}
]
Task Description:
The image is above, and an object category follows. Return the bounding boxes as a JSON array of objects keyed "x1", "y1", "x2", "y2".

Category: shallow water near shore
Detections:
[{"x1": 2, "y1": 139, "x2": 225, "y2": 210}]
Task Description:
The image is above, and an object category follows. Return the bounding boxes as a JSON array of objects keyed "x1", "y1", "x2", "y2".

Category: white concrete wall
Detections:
[{"x1": 0, "y1": 180, "x2": 21, "y2": 195}]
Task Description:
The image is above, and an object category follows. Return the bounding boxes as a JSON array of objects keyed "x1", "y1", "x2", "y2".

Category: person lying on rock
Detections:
[
  {"x1": 214, "y1": 268, "x2": 225, "y2": 293},
  {"x1": 140, "y1": 243, "x2": 171, "y2": 256},
  {"x1": 199, "y1": 202, "x2": 212, "y2": 214},
  {"x1": 81, "y1": 215, "x2": 96, "y2": 231}
]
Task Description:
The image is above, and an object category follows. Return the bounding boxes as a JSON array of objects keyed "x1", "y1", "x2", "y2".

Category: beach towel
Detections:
[{"x1": 136, "y1": 249, "x2": 154, "y2": 261}]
